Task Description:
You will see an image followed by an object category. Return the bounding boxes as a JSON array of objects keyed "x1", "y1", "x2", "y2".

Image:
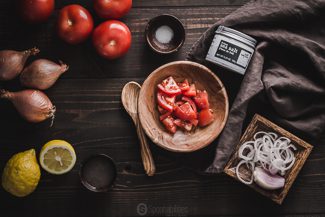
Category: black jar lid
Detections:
[{"x1": 215, "y1": 26, "x2": 257, "y2": 48}]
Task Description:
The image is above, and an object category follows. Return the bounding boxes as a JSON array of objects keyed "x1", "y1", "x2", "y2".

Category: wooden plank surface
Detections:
[{"x1": 1, "y1": 0, "x2": 325, "y2": 217}]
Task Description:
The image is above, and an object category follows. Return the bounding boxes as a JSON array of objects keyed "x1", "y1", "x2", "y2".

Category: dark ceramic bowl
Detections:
[
  {"x1": 79, "y1": 154, "x2": 117, "y2": 192},
  {"x1": 145, "y1": 14, "x2": 185, "y2": 54}
]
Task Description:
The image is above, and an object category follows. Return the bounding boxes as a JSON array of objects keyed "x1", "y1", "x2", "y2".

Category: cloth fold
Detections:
[{"x1": 187, "y1": 0, "x2": 325, "y2": 173}]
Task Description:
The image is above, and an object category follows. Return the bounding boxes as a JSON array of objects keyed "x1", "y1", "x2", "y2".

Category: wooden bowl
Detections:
[{"x1": 138, "y1": 61, "x2": 229, "y2": 152}]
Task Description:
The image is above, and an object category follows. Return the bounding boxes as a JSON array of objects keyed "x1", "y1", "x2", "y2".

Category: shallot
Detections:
[
  {"x1": 0, "y1": 48, "x2": 39, "y2": 81},
  {"x1": 0, "y1": 89, "x2": 56, "y2": 126},
  {"x1": 20, "y1": 59, "x2": 68, "y2": 90},
  {"x1": 253, "y1": 167, "x2": 285, "y2": 190},
  {"x1": 235, "y1": 131, "x2": 296, "y2": 190}
]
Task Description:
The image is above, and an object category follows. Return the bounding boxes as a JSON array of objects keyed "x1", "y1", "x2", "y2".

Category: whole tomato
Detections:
[
  {"x1": 94, "y1": 0, "x2": 132, "y2": 19},
  {"x1": 18, "y1": 0, "x2": 54, "y2": 23},
  {"x1": 92, "y1": 20, "x2": 131, "y2": 60},
  {"x1": 57, "y1": 5, "x2": 93, "y2": 44}
]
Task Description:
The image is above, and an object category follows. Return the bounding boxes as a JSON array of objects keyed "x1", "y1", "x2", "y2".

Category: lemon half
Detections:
[{"x1": 40, "y1": 140, "x2": 76, "y2": 175}]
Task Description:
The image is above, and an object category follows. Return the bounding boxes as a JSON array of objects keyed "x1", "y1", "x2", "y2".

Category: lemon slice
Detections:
[{"x1": 40, "y1": 140, "x2": 76, "y2": 175}]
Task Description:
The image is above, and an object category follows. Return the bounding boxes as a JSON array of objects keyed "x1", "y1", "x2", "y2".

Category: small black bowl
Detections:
[
  {"x1": 145, "y1": 14, "x2": 185, "y2": 54},
  {"x1": 79, "y1": 154, "x2": 117, "y2": 192}
]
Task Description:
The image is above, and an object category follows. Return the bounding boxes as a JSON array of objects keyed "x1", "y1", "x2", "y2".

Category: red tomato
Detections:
[
  {"x1": 57, "y1": 5, "x2": 93, "y2": 44},
  {"x1": 157, "y1": 91, "x2": 175, "y2": 112},
  {"x1": 162, "y1": 116, "x2": 177, "y2": 134},
  {"x1": 174, "y1": 119, "x2": 182, "y2": 127},
  {"x1": 159, "y1": 111, "x2": 172, "y2": 121},
  {"x1": 183, "y1": 84, "x2": 196, "y2": 97},
  {"x1": 194, "y1": 90, "x2": 210, "y2": 109},
  {"x1": 158, "y1": 76, "x2": 181, "y2": 96},
  {"x1": 174, "y1": 102, "x2": 197, "y2": 121},
  {"x1": 158, "y1": 106, "x2": 168, "y2": 114},
  {"x1": 18, "y1": 0, "x2": 54, "y2": 24},
  {"x1": 181, "y1": 96, "x2": 197, "y2": 113},
  {"x1": 93, "y1": 20, "x2": 132, "y2": 59},
  {"x1": 178, "y1": 79, "x2": 190, "y2": 92},
  {"x1": 198, "y1": 109, "x2": 214, "y2": 127},
  {"x1": 189, "y1": 118, "x2": 199, "y2": 127},
  {"x1": 175, "y1": 101, "x2": 184, "y2": 107},
  {"x1": 94, "y1": 0, "x2": 132, "y2": 19}
]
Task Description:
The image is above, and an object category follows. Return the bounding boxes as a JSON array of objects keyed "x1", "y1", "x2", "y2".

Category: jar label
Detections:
[{"x1": 215, "y1": 40, "x2": 252, "y2": 69}]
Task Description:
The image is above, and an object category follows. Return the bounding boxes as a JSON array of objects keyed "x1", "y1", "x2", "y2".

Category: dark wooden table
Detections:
[{"x1": 1, "y1": 1, "x2": 325, "y2": 216}]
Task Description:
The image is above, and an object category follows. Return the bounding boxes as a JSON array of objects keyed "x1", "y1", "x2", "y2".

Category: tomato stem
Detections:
[{"x1": 67, "y1": 19, "x2": 73, "y2": 26}]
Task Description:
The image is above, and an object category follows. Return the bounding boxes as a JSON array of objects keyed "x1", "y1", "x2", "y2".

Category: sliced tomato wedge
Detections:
[
  {"x1": 175, "y1": 101, "x2": 184, "y2": 107},
  {"x1": 194, "y1": 90, "x2": 210, "y2": 109},
  {"x1": 198, "y1": 108, "x2": 214, "y2": 127},
  {"x1": 157, "y1": 91, "x2": 175, "y2": 112},
  {"x1": 178, "y1": 79, "x2": 190, "y2": 92},
  {"x1": 162, "y1": 116, "x2": 177, "y2": 134},
  {"x1": 158, "y1": 105, "x2": 168, "y2": 114},
  {"x1": 183, "y1": 83, "x2": 196, "y2": 97},
  {"x1": 159, "y1": 111, "x2": 172, "y2": 121},
  {"x1": 174, "y1": 102, "x2": 197, "y2": 121},
  {"x1": 182, "y1": 96, "x2": 197, "y2": 113},
  {"x1": 173, "y1": 119, "x2": 183, "y2": 127},
  {"x1": 189, "y1": 118, "x2": 199, "y2": 127},
  {"x1": 165, "y1": 94, "x2": 176, "y2": 104},
  {"x1": 158, "y1": 76, "x2": 181, "y2": 95}
]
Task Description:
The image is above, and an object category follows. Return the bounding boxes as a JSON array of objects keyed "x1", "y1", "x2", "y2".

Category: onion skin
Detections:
[
  {"x1": 0, "y1": 48, "x2": 40, "y2": 81},
  {"x1": 20, "y1": 59, "x2": 68, "y2": 90},
  {"x1": 0, "y1": 89, "x2": 56, "y2": 125}
]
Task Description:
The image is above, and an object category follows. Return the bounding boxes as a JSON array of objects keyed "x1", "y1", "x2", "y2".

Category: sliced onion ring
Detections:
[
  {"x1": 236, "y1": 160, "x2": 254, "y2": 185},
  {"x1": 236, "y1": 131, "x2": 296, "y2": 186}
]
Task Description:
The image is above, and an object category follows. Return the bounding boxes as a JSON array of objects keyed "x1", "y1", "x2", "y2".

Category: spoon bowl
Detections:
[{"x1": 121, "y1": 81, "x2": 141, "y2": 119}]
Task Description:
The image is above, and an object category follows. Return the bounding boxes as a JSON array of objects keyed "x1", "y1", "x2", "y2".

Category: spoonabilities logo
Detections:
[{"x1": 137, "y1": 203, "x2": 148, "y2": 216}]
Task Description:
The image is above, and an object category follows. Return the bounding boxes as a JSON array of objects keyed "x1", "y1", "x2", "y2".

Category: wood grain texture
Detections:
[{"x1": 1, "y1": 0, "x2": 325, "y2": 217}]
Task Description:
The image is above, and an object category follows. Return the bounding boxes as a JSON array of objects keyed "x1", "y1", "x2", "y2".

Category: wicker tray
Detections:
[{"x1": 224, "y1": 114, "x2": 313, "y2": 204}]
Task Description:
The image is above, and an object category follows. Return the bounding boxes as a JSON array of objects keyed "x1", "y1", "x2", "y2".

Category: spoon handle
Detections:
[{"x1": 135, "y1": 118, "x2": 156, "y2": 176}]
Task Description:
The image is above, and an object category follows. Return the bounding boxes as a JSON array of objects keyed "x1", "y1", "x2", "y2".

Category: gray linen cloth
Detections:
[{"x1": 187, "y1": 0, "x2": 325, "y2": 173}]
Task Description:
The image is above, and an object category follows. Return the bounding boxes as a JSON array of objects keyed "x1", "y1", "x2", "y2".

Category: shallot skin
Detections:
[
  {"x1": 20, "y1": 59, "x2": 68, "y2": 90},
  {"x1": 0, "y1": 48, "x2": 39, "y2": 81},
  {"x1": 0, "y1": 89, "x2": 56, "y2": 124}
]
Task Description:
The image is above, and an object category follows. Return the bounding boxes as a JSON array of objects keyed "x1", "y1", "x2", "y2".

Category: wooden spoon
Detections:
[{"x1": 121, "y1": 81, "x2": 156, "y2": 176}]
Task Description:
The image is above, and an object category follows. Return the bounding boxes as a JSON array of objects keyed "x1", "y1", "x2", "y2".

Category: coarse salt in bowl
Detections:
[{"x1": 145, "y1": 14, "x2": 185, "y2": 54}]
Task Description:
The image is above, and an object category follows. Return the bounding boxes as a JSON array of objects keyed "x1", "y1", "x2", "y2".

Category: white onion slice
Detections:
[
  {"x1": 236, "y1": 160, "x2": 254, "y2": 185},
  {"x1": 238, "y1": 142, "x2": 255, "y2": 161},
  {"x1": 235, "y1": 131, "x2": 296, "y2": 187}
]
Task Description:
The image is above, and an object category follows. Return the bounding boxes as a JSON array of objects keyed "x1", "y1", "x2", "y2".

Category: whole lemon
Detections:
[{"x1": 2, "y1": 149, "x2": 41, "y2": 197}]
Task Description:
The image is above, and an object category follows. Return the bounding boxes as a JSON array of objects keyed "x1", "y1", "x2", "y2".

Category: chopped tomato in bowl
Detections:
[
  {"x1": 158, "y1": 76, "x2": 181, "y2": 96},
  {"x1": 138, "y1": 61, "x2": 229, "y2": 153},
  {"x1": 183, "y1": 83, "x2": 196, "y2": 97},
  {"x1": 156, "y1": 76, "x2": 215, "y2": 134},
  {"x1": 157, "y1": 91, "x2": 175, "y2": 112}
]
